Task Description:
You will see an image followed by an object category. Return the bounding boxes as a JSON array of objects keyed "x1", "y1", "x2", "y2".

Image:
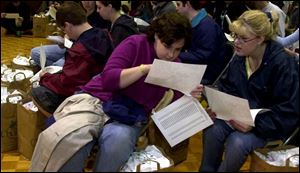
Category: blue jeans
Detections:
[
  {"x1": 59, "y1": 121, "x2": 142, "y2": 172},
  {"x1": 199, "y1": 119, "x2": 267, "y2": 172},
  {"x1": 30, "y1": 45, "x2": 66, "y2": 67}
]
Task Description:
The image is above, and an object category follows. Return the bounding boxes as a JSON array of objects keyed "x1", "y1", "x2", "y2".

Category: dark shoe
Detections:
[{"x1": 31, "y1": 86, "x2": 66, "y2": 116}]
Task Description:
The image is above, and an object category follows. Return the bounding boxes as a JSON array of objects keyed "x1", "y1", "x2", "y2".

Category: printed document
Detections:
[
  {"x1": 145, "y1": 59, "x2": 206, "y2": 95},
  {"x1": 151, "y1": 95, "x2": 213, "y2": 147},
  {"x1": 204, "y1": 86, "x2": 262, "y2": 126}
]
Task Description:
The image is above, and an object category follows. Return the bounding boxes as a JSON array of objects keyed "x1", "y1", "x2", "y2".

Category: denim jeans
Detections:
[
  {"x1": 59, "y1": 121, "x2": 142, "y2": 172},
  {"x1": 30, "y1": 45, "x2": 66, "y2": 67},
  {"x1": 199, "y1": 119, "x2": 267, "y2": 172}
]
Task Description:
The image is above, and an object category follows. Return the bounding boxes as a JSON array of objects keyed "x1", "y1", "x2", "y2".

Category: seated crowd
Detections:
[{"x1": 2, "y1": 1, "x2": 298, "y2": 172}]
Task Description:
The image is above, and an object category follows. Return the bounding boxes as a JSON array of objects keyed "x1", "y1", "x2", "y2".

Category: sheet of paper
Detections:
[
  {"x1": 145, "y1": 59, "x2": 206, "y2": 95},
  {"x1": 225, "y1": 33, "x2": 234, "y2": 42},
  {"x1": 64, "y1": 38, "x2": 73, "y2": 48},
  {"x1": 40, "y1": 44, "x2": 46, "y2": 70},
  {"x1": 47, "y1": 36, "x2": 64, "y2": 44},
  {"x1": 5, "y1": 13, "x2": 20, "y2": 19},
  {"x1": 204, "y1": 86, "x2": 255, "y2": 126},
  {"x1": 48, "y1": 6, "x2": 57, "y2": 20},
  {"x1": 151, "y1": 95, "x2": 213, "y2": 147}
]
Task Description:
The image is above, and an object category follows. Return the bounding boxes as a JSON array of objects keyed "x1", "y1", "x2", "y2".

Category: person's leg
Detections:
[
  {"x1": 30, "y1": 45, "x2": 66, "y2": 67},
  {"x1": 218, "y1": 131, "x2": 267, "y2": 172},
  {"x1": 58, "y1": 140, "x2": 96, "y2": 172},
  {"x1": 93, "y1": 121, "x2": 142, "y2": 172},
  {"x1": 199, "y1": 119, "x2": 235, "y2": 172},
  {"x1": 52, "y1": 57, "x2": 65, "y2": 67}
]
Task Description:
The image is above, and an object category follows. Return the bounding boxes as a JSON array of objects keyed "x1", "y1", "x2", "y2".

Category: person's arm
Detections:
[
  {"x1": 276, "y1": 28, "x2": 299, "y2": 47},
  {"x1": 40, "y1": 46, "x2": 100, "y2": 96},
  {"x1": 101, "y1": 36, "x2": 146, "y2": 91},
  {"x1": 119, "y1": 64, "x2": 151, "y2": 88}
]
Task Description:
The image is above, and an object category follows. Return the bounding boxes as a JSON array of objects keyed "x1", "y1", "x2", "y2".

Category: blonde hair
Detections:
[{"x1": 229, "y1": 10, "x2": 279, "y2": 41}]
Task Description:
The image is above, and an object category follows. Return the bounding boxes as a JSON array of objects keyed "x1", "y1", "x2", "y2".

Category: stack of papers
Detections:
[{"x1": 145, "y1": 59, "x2": 212, "y2": 146}]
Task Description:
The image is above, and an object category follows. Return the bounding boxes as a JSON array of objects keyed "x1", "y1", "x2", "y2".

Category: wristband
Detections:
[{"x1": 139, "y1": 64, "x2": 146, "y2": 74}]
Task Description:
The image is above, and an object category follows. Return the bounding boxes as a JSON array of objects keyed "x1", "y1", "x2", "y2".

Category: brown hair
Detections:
[
  {"x1": 147, "y1": 12, "x2": 192, "y2": 48},
  {"x1": 56, "y1": 1, "x2": 87, "y2": 28}
]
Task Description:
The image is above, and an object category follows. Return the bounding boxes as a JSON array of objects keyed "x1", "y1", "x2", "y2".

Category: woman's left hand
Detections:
[
  {"x1": 229, "y1": 119, "x2": 253, "y2": 133},
  {"x1": 190, "y1": 84, "x2": 204, "y2": 99}
]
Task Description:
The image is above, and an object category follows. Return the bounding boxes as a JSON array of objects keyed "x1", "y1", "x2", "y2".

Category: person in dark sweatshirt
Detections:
[
  {"x1": 199, "y1": 10, "x2": 299, "y2": 172},
  {"x1": 31, "y1": 2, "x2": 113, "y2": 116},
  {"x1": 96, "y1": 1, "x2": 139, "y2": 48},
  {"x1": 176, "y1": 1, "x2": 227, "y2": 85}
]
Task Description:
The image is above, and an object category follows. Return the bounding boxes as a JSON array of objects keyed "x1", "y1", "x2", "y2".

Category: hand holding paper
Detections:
[
  {"x1": 144, "y1": 59, "x2": 206, "y2": 95},
  {"x1": 64, "y1": 38, "x2": 73, "y2": 49},
  {"x1": 204, "y1": 86, "x2": 262, "y2": 126},
  {"x1": 30, "y1": 66, "x2": 63, "y2": 83}
]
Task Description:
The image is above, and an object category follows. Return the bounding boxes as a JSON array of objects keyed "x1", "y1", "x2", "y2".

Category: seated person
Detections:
[
  {"x1": 151, "y1": 1, "x2": 177, "y2": 20},
  {"x1": 31, "y1": 1, "x2": 113, "y2": 116},
  {"x1": 199, "y1": 10, "x2": 299, "y2": 172},
  {"x1": 1, "y1": 1, "x2": 31, "y2": 35},
  {"x1": 30, "y1": 1, "x2": 111, "y2": 67},
  {"x1": 81, "y1": 1, "x2": 111, "y2": 30},
  {"x1": 30, "y1": 12, "x2": 202, "y2": 172},
  {"x1": 96, "y1": 1, "x2": 140, "y2": 47},
  {"x1": 176, "y1": 1, "x2": 227, "y2": 85}
]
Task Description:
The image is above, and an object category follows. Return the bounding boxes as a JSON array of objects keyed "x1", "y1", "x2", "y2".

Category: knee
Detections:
[
  {"x1": 225, "y1": 135, "x2": 251, "y2": 155},
  {"x1": 204, "y1": 120, "x2": 225, "y2": 137},
  {"x1": 227, "y1": 137, "x2": 245, "y2": 149},
  {"x1": 30, "y1": 47, "x2": 40, "y2": 62},
  {"x1": 101, "y1": 123, "x2": 138, "y2": 148}
]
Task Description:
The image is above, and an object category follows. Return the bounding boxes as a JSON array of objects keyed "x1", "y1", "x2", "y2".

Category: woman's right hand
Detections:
[{"x1": 139, "y1": 64, "x2": 152, "y2": 75}]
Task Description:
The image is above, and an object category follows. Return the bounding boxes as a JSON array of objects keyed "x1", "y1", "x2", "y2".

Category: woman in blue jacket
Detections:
[{"x1": 199, "y1": 10, "x2": 299, "y2": 172}]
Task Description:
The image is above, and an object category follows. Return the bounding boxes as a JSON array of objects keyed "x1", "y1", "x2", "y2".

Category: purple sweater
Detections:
[{"x1": 80, "y1": 35, "x2": 182, "y2": 114}]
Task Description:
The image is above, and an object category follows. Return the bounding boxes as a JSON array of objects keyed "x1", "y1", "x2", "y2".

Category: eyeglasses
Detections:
[{"x1": 231, "y1": 33, "x2": 257, "y2": 44}]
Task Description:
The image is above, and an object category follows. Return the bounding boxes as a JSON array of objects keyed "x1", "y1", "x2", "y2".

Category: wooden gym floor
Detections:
[{"x1": 0, "y1": 28, "x2": 250, "y2": 172}]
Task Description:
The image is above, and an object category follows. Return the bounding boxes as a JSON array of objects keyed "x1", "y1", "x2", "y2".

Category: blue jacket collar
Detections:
[{"x1": 191, "y1": 8, "x2": 207, "y2": 28}]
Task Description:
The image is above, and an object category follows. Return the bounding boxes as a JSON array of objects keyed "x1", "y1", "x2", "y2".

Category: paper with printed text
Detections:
[{"x1": 151, "y1": 95, "x2": 213, "y2": 147}]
